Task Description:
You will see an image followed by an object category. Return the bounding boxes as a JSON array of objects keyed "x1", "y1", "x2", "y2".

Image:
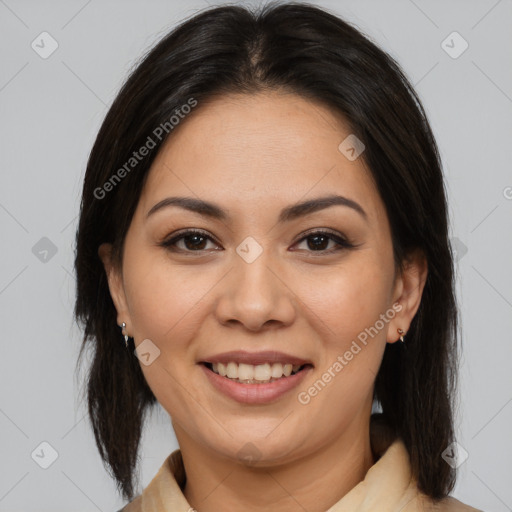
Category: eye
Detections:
[
  {"x1": 160, "y1": 229, "x2": 221, "y2": 252},
  {"x1": 292, "y1": 229, "x2": 356, "y2": 254},
  {"x1": 160, "y1": 228, "x2": 356, "y2": 255}
]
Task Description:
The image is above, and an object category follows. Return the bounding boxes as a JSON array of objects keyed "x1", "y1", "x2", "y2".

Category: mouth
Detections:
[
  {"x1": 202, "y1": 361, "x2": 312, "y2": 384},
  {"x1": 198, "y1": 351, "x2": 314, "y2": 404}
]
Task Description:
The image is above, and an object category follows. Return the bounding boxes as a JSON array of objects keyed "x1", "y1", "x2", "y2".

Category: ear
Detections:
[
  {"x1": 98, "y1": 243, "x2": 132, "y2": 334},
  {"x1": 387, "y1": 248, "x2": 428, "y2": 343}
]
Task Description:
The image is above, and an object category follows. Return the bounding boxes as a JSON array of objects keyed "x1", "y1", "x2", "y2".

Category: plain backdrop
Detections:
[{"x1": 0, "y1": 0, "x2": 511, "y2": 510}]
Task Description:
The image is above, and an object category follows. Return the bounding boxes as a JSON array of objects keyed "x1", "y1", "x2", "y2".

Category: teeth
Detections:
[
  {"x1": 254, "y1": 363, "x2": 271, "y2": 380},
  {"x1": 238, "y1": 363, "x2": 254, "y2": 381},
  {"x1": 271, "y1": 363, "x2": 284, "y2": 378},
  {"x1": 210, "y1": 362, "x2": 304, "y2": 382},
  {"x1": 226, "y1": 362, "x2": 237, "y2": 379},
  {"x1": 218, "y1": 362, "x2": 227, "y2": 377}
]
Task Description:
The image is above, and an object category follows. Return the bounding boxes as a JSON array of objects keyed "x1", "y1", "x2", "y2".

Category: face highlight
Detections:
[{"x1": 100, "y1": 91, "x2": 426, "y2": 467}]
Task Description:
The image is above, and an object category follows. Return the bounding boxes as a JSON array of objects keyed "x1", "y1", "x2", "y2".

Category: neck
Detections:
[{"x1": 177, "y1": 418, "x2": 375, "y2": 512}]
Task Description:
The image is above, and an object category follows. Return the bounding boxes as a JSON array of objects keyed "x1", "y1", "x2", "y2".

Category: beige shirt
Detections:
[{"x1": 121, "y1": 431, "x2": 483, "y2": 512}]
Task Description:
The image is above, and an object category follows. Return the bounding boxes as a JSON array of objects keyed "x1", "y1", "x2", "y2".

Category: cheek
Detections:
[
  {"x1": 122, "y1": 247, "x2": 216, "y2": 341},
  {"x1": 299, "y1": 251, "x2": 395, "y2": 346},
  {"x1": 122, "y1": 249, "x2": 211, "y2": 419},
  {"x1": 294, "y1": 261, "x2": 392, "y2": 430}
]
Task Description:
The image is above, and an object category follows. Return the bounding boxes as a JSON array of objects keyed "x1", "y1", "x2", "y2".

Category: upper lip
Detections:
[{"x1": 200, "y1": 350, "x2": 313, "y2": 366}]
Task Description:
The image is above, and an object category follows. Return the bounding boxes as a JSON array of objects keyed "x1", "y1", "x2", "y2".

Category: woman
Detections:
[{"x1": 74, "y1": 2, "x2": 482, "y2": 511}]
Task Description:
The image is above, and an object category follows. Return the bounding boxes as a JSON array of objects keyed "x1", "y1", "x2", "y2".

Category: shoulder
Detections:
[
  {"x1": 399, "y1": 479, "x2": 484, "y2": 512},
  {"x1": 114, "y1": 494, "x2": 142, "y2": 512},
  {"x1": 421, "y1": 495, "x2": 485, "y2": 512}
]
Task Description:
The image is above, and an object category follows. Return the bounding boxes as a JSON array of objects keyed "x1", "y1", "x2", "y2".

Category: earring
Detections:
[
  {"x1": 397, "y1": 328, "x2": 405, "y2": 343},
  {"x1": 121, "y1": 322, "x2": 129, "y2": 348}
]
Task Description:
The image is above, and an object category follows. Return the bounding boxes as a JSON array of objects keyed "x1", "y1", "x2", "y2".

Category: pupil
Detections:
[
  {"x1": 185, "y1": 234, "x2": 206, "y2": 250},
  {"x1": 308, "y1": 234, "x2": 328, "y2": 251}
]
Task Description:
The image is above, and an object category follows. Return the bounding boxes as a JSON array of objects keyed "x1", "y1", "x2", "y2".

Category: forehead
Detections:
[{"x1": 138, "y1": 91, "x2": 385, "y2": 226}]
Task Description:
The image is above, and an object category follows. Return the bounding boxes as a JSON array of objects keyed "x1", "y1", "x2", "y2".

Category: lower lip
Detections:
[{"x1": 200, "y1": 364, "x2": 312, "y2": 405}]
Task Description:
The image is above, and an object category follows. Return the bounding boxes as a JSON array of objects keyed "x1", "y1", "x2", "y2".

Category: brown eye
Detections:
[
  {"x1": 160, "y1": 229, "x2": 356, "y2": 255},
  {"x1": 161, "y1": 230, "x2": 220, "y2": 252},
  {"x1": 293, "y1": 230, "x2": 355, "y2": 253}
]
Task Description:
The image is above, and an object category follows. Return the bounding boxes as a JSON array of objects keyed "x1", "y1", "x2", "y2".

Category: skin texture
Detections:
[{"x1": 99, "y1": 90, "x2": 428, "y2": 512}]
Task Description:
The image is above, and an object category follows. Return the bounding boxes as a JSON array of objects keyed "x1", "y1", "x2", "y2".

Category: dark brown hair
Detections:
[{"x1": 74, "y1": 1, "x2": 459, "y2": 503}]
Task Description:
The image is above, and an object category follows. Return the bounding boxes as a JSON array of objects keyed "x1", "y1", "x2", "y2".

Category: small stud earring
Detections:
[
  {"x1": 121, "y1": 322, "x2": 129, "y2": 348},
  {"x1": 397, "y1": 328, "x2": 405, "y2": 343}
]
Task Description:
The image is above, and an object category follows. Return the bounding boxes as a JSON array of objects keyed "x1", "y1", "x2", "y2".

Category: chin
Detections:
[{"x1": 199, "y1": 430, "x2": 305, "y2": 468}]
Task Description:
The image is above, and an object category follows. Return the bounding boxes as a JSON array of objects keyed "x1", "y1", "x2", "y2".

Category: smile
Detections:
[
  {"x1": 199, "y1": 351, "x2": 314, "y2": 404},
  {"x1": 206, "y1": 361, "x2": 306, "y2": 384}
]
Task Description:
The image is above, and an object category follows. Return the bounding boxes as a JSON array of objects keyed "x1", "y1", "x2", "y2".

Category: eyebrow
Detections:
[{"x1": 146, "y1": 194, "x2": 367, "y2": 223}]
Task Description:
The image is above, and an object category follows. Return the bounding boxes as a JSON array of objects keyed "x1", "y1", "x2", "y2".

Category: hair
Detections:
[{"x1": 74, "y1": 1, "x2": 459, "y2": 503}]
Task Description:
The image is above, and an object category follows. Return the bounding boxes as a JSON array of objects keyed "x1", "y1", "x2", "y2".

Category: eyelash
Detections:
[{"x1": 160, "y1": 228, "x2": 356, "y2": 255}]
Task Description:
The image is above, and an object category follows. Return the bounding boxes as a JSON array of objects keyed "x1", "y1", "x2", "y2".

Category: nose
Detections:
[{"x1": 213, "y1": 247, "x2": 296, "y2": 332}]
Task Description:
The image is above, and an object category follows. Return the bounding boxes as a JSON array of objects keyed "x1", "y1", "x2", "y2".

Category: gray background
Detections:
[{"x1": 1, "y1": 0, "x2": 511, "y2": 510}]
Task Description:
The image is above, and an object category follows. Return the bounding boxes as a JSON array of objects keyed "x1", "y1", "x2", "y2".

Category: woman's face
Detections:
[{"x1": 101, "y1": 91, "x2": 426, "y2": 465}]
